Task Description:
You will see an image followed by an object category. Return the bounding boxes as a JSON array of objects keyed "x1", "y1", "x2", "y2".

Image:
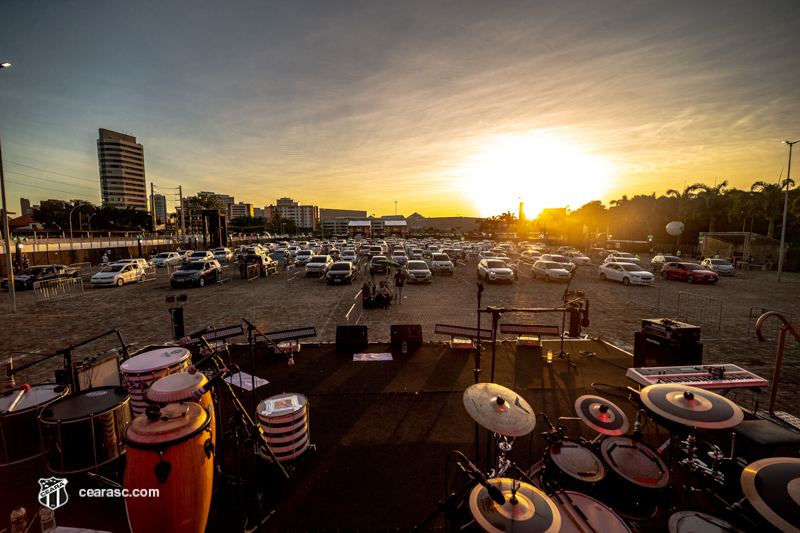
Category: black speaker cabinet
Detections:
[
  {"x1": 633, "y1": 331, "x2": 703, "y2": 367},
  {"x1": 390, "y1": 324, "x2": 423, "y2": 345},
  {"x1": 336, "y1": 325, "x2": 368, "y2": 348}
]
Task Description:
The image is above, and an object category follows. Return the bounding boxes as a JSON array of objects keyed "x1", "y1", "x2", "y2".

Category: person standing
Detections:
[
  {"x1": 21, "y1": 254, "x2": 29, "y2": 269},
  {"x1": 102, "y1": 253, "x2": 109, "y2": 265},
  {"x1": 393, "y1": 268, "x2": 406, "y2": 305}
]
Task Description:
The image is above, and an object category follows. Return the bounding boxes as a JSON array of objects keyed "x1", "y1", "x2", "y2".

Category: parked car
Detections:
[
  {"x1": 661, "y1": 262, "x2": 718, "y2": 284},
  {"x1": 564, "y1": 251, "x2": 591, "y2": 266},
  {"x1": 187, "y1": 250, "x2": 214, "y2": 262},
  {"x1": 531, "y1": 261, "x2": 571, "y2": 282},
  {"x1": 478, "y1": 251, "x2": 497, "y2": 260},
  {"x1": 212, "y1": 247, "x2": 234, "y2": 263},
  {"x1": 540, "y1": 254, "x2": 576, "y2": 272},
  {"x1": 175, "y1": 250, "x2": 191, "y2": 263},
  {"x1": 367, "y1": 246, "x2": 383, "y2": 259},
  {"x1": 91, "y1": 263, "x2": 143, "y2": 287},
  {"x1": 477, "y1": 259, "x2": 515, "y2": 284},
  {"x1": 341, "y1": 250, "x2": 357, "y2": 263},
  {"x1": 410, "y1": 249, "x2": 425, "y2": 260},
  {"x1": 170, "y1": 260, "x2": 221, "y2": 288},
  {"x1": 650, "y1": 254, "x2": 682, "y2": 271},
  {"x1": 115, "y1": 258, "x2": 148, "y2": 269},
  {"x1": 326, "y1": 261, "x2": 357, "y2": 284},
  {"x1": 598, "y1": 262, "x2": 655, "y2": 285},
  {"x1": 2, "y1": 264, "x2": 79, "y2": 290},
  {"x1": 305, "y1": 255, "x2": 334, "y2": 277},
  {"x1": 605, "y1": 251, "x2": 640, "y2": 264},
  {"x1": 241, "y1": 254, "x2": 278, "y2": 277},
  {"x1": 391, "y1": 250, "x2": 409, "y2": 266},
  {"x1": 519, "y1": 251, "x2": 542, "y2": 264},
  {"x1": 405, "y1": 260, "x2": 433, "y2": 284},
  {"x1": 430, "y1": 253, "x2": 454, "y2": 275},
  {"x1": 149, "y1": 252, "x2": 181, "y2": 268},
  {"x1": 295, "y1": 250, "x2": 315, "y2": 266},
  {"x1": 369, "y1": 255, "x2": 391, "y2": 275},
  {"x1": 700, "y1": 258, "x2": 735, "y2": 276}
]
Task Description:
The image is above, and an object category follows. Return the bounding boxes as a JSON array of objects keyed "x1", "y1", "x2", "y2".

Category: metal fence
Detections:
[
  {"x1": 626, "y1": 284, "x2": 660, "y2": 311},
  {"x1": 71, "y1": 262, "x2": 94, "y2": 279},
  {"x1": 286, "y1": 264, "x2": 302, "y2": 282},
  {"x1": 33, "y1": 277, "x2": 84, "y2": 303},
  {"x1": 344, "y1": 289, "x2": 364, "y2": 325},
  {"x1": 676, "y1": 292, "x2": 723, "y2": 330},
  {"x1": 165, "y1": 263, "x2": 181, "y2": 276},
  {"x1": 138, "y1": 264, "x2": 157, "y2": 283},
  {"x1": 747, "y1": 306, "x2": 800, "y2": 343}
]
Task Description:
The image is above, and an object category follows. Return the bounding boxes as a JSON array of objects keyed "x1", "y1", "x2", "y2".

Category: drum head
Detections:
[
  {"x1": 146, "y1": 373, "x2": 207, "y2": 403},
  {"x1": 668, "y1": 510, "x2": 746, "y2": 533},
  {"x1": 0, "y1": 384, "x2": 69, "y2": 414},
  {"x1": 549, "y1": 440, "x2": 606, "y2": 484},
  {"x1": 40, "y1": 386, "x2": 129, "y2": 422},
  {"x1": 259, "y1": 393, "x2": 307, "y2": 418},
  {"x1": 469, "y1": 479, "x2": 561, "y2": 533},
  {"x1": 124, "y1": 402, "x2": 209, "y2": 448},
  {"x1": 121, "y1": 347, "x2": 190, "y2": 373},
  {"x1": 550, "y1": 492, "x2": 630, "y2": 533},
  {"x1": 600, "y1": 437, "x2": 670, "y2": 489}
]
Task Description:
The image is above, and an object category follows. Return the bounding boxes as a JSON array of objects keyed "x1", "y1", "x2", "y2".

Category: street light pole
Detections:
[
  {"x1": 0, "y1": 62, "x2": 15, "y2": 313},
  {"x1": 777, "y1": 140, "x2": 798, "y2": 282},
  {"x1": 69, "y1": 203, "x2": 82, "y2": 251}
]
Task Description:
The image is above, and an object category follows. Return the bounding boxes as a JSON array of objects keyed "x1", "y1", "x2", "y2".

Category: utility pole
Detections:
[
  {"x1": 179, "y1": 185, "x2": 186, "y2": 244},
  {"x1": 150, "y1": 183, "x2": 156, "y2": 232}
]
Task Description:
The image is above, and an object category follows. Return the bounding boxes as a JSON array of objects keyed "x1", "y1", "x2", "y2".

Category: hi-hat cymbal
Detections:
[
  {"x1": 574, "y1": 395, "x2": 629, "y2": 436},
  {"x1": 463, "y1": 383, "x2": 536, "y2": 437},
  {"x1": 741, "y1": 457, "x2": 800, "y2": 533},
  {"x1": 469, "y1": 478, "x2": 560, "y2": 533},
  {"x1": 640, "y1": 384, "x2": 743, "y2": 429}
]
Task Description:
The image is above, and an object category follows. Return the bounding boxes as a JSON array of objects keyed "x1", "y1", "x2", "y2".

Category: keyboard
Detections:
[{"x1": 626, "y1": 364, "x2": 768, "y2": 389}]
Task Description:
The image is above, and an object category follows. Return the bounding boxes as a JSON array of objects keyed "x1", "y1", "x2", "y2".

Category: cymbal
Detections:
[
  {"x1": 741, "y1": 457, "x2": 800, "y2": 533},
  {"x1": 574, "y1": 395, "x2": 629, "y2": 436},
  {"x1": 639, "y1": 384, "x2": 744, "y2": 429},
  {"x1": 469, "y1": 478, "x2": 560, "y2": 533},
  {"x1": 463, "y1": 383, "x2": 535, "y2": 437}
]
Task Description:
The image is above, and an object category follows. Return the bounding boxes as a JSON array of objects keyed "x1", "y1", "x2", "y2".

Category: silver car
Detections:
[
  {"x1": 700, "y1": 258, "x2": 735, "y2": 276},
  {"x1": 477, "y1": 259, "x2": 514, "y2": 284},
  {"x1": 531, "y1": 261, "x2": 571, "y2": 282},
  {"x1": 213, "y1": 247, "x2": 234, "y2": 263},
  {"x1": 305, "y1": 255, "x2": 333, "y2": 276},
  {"x1": 406, "y1": 260, "x2": 432, "y2": 284},
  {"x1": 149, "y1": 252, "x2": 181, "y2": 267}
]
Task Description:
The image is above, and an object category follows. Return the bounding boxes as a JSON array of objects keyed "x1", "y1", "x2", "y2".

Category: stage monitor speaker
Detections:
[
  {"x1": 391, "y1": 324, "x2": 423, "y2": 345},
  {"x1": 633, "y1": 331, "x2": 702, "y2": 367},
  {"x1": 336, "y1": 325, "x2": 368, "y2": 348}
]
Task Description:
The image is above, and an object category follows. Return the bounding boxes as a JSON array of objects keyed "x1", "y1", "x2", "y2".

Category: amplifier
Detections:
[
  {"x1": 336, "y1": 325, "x2": 368, "y2": 348},
  {"x1": 641, "y1": 318, "x2": 700, "y2": 343},
  {"x1": 391, "y1": 324, "x2": 423, "y2": 345},
  {"x1": 55, "y1": 351, "x2": 121, "y2": 392},
  {"x1": 633, "y1": 332, "x2": 702, "y2": 368}
]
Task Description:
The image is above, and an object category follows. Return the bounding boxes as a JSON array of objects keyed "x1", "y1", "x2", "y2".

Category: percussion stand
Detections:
[{"x1": 410, "y1": 460, "x2": 478, "y2": 532}]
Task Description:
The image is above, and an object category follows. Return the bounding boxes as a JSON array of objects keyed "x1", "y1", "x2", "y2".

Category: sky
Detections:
[{"x1": 1, "y1": 1, "x2": 798, "y2": 219}]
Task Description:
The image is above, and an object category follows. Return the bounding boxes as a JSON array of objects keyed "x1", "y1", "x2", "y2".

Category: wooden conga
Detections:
[
  {"x1": 123, "y1": 403, "x2": 213, "y2": 533},
  {"x1": 145, "y1": 372, "x2": 216, "y2": 447}
]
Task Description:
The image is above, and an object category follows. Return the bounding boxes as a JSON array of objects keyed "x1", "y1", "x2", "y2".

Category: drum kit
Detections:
[{"x1": 443, "y1": 381, "x2": 800, "y2": 532}]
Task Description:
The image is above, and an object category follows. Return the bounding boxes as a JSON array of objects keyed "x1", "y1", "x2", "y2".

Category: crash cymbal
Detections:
[
  {"x1": 463, "y1": 383, "x2": 536, "y2": 437},
  {"x1": 640, "y1": 384, "x2": 744, "y2": 429},
  {"x1": 741, "y1": 457, "x2": 800, "y2": 533},
  {"x1": 574, "y1": 395, "x2": 629, "y2": 436},
  {"x1": 469, "y1": 478, "x2": 560, "y2": 533}
]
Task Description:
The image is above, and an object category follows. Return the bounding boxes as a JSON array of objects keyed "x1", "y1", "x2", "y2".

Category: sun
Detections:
[{"x1": 458, "y1": 134, "x2": 615, "y2": 219}]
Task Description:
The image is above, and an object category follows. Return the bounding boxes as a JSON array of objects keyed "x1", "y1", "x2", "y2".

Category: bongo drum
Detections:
[
  {"x1": 120, "y1": 347, "x2": 191, "y2": 416},
  {"x1": 123, "y1": 403, "x2": 214, "y2": 533},
  {"x1": 257, "y1": 393, "x2": 310, "y2": 462}
]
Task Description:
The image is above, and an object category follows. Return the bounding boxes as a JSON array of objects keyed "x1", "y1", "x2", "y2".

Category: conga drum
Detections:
[
  {"x1": 0, "y1": 383, "x2": 69, "y2": 466},
  {"x1": 120, "y1": 347, "x2": 191, "y2": 416},
  {"x1": 145, "y1": 372, "x2": 216, "y2": 447},
  {"x1": 123, "y1": 403, "x2": 214, "y2": 533},
  {"x1": 257, "y1": 393, "x2": 310, "y2": 462}
]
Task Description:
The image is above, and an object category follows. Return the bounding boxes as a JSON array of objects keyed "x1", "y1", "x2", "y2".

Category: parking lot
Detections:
[{"x1": 2, "y1": 252, "x2": 799, "y2": 416}]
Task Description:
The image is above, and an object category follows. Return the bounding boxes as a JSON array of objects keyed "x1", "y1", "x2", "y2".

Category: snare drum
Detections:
[
  {"x1": 124, "y1": 403, "x2": 214, "y2": 533},
  {"x1": 257, "y1": 393, "x2": 310, "y2": 462},
  {"x1": 0, "y1": 384, "x2": 69, "y2": 466},
  {"x1": 39, "y1": 386, "x2": 132, "y2": 474},
  {"x1": 549, "y1": 491, "x2": 631, "y2": 533},
  {"x1": 121, "y1": 347, "x2": 191, "y2": 416},
  {"x1": 145, "y1": 372, "x2": 215, "y2": 446},
  {"x1": 543, "y1": 438, "x2": 606, "y2": 494},
  {"x1": 598, "y1": 436, "x2": 671, "y2": 519},
  {"x1": 668, "y1": 510, "x2": 746, "y2": 533}
]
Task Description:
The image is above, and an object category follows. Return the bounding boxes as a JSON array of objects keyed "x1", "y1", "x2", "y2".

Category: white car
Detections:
[
  {"x1": 478, "y1": 251, "x2": 497, "y2": 260},
  {"x1": 341, "y1": 250, "x2": 357, "y2": 263},
  {"x1": 430, "y1": 253, "x2": 454, "y2": 275},
  {"x1": 115, "y1": 258, "x2": 148, "y2": 269},
  {"x1": 540, "y1": 254, "x2": 576, "y2": 272},
  {"x1": 406, "y1": 260, "x2": 433, "y2": 284},
  {"x1": 295, "y1": 250, "x2": 315, "y2": 266},
  {"x1": 410, "y1": 249, "x2": 425, "y2": 260},
  {"x1": 391, "y1": 250, "x2": 409, "y2": 266},
  {"x1": 531, "y1": 261, "x2": 571, "y2": 282},
  {"x1": 605, "y1": 251, "x2": 640, "y2": 264},
  {"x1": 305, "y1": 255, "x2": 333, "y2": 276},
  {"x1": 149, "y1": 252, "x2": 181, "y2": 268},
  {"x1": 212, "y1": 247, "x2": 233, "y2": 263},
  {"x1": 564, "y1": 251, "x2": 591, "y2": 266},
  {"x1": 187, "y1": 250, "x2": 214, "y2": 262},
  {"x1": 477, "y1": 259, "x2": 514, "y2": 284},
  {"x1": 519, "y1": 251, "x2": 542, "y2": 264},
  {"x1": 91, "y1": 263, "x2": 143, "y2": 287},
  {"x1": 700, "y1": 258, "x2": 735, "y2": 276},
  {"x1": 598, "y1": 262, "x2": 655, "y2": 285}
]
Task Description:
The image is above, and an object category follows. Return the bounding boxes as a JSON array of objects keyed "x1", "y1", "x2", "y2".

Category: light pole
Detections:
[
  {"x1": 87, "y1": 212, "x2": 97, "y2": 231},
  {"x1": 69, "y1": 202, "x2": 82, "y2": 251},
  {"x1": 0, "y1": 61, "x2": 15, "y2": 313},
  {"x1": 777, "y1": 140, "x2": 798, "y2": 282}
]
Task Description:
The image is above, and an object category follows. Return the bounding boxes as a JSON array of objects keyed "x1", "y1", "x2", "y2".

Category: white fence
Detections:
[
  {"x1": 33, "y1": 277, "x2": 84, "y2": 303},
  {"x1": 344, "y1": 289, "x2": 364, "y2": 325},
  {"x1": 72, "y1": 262, "x2": 94, "y2": 279},
  {"x1": 677, "y1": 292, "x2": 723, "y2": 330},
  {"x1": 138, "y1": 264, "x2": 157, "y2": 283}
]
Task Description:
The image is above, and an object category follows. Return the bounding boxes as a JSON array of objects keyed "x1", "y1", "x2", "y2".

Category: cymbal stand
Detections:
[{"x1": 490, "y1": 434, "x2": 514, "y2": 479}]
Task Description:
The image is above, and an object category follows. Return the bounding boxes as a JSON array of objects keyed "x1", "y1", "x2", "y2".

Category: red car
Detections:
[{"x1": 660, "y1": 262, "x2": 718, "y2": 284}]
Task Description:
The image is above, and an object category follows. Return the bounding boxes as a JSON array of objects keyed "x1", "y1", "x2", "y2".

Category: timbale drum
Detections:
[
  {"x1": 0, "y1": 383, "x2": 69, "y2": 466},
  {"x1": 121, "y1": 347, "x2": 191, "y2": 416},
  {"x1": 123, "y1": 402, "x2": 214, "y2": 533},
  {"x1": 257, "y1": 393, "x2": 310, "y2": 462},
  {"x1": 38, "y1": 386, "x2": 132, "y2": 474}
]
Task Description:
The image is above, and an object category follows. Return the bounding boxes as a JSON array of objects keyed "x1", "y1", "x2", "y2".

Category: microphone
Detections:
[
  {"x1": 242, "y1": 318, "x2": 257, "y2": 330},
  {"x1": 177, "y1": 326, "x2": 214, "y2": 346},
  {"x1": 187, "y1": 351, "x2": 218, "y2": 375},
  {"x1": 7, "y1": 384, "x2": 30, "y2": 413},
  {"x1": 190, "y1": 368, "x2": 229, "y2": 402},
  {"x1": 632, "y1": 410, "x2": 645, "y2": 440},
  {"x1": 541, "y1": 413, "x2": 560, "y2": 441},
  {"x1": 458, "y1": 453, "x2": 505, "y2": 505}
]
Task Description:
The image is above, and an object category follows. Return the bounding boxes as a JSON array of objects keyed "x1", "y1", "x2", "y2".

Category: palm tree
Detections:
[
  {"x1": 664, "y1": 186, "x2": 699, "y2": 246},
  {"x1": 750, "y1": 179, "x2": 795, "y2": 238},
  {"x1": 689, "y1": 181, "x2": 728, "y2": 232}
]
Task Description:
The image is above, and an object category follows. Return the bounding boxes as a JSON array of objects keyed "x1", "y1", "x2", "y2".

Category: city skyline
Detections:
[{"x1": 1, "y1": 2, "x2": 798, "y2": 218}]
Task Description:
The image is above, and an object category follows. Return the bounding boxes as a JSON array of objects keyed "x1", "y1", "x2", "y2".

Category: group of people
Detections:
[{"x1": 362, "y1": 268, "x2": 406, "y2": 309}]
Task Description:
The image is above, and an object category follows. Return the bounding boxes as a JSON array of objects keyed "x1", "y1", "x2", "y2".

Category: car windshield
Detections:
[
  {"x1": 393, "y1": 252, "x2": 406, "y2": 256},
  {"x1": 550, "y1": 256, "x2": 570, "y2": 263},
  {"x1": 486, "y1": 260, "x2": 507, "y2": 269},
  {"x1": 155, "y1": 253, "x2": 171, "y2": 259},
  {"x1": 180, "y1": 263, "x2": 205, "y2": 271},
  {"x1": 102, "y1": 265, "x2": 124, "y2": 272},
  {"x1": 330, "y1": 263, "x2": 351, "y2": 271},
  {"x1": 710, "y1": 259, "x2": 731, "y2": 265},
  {"x1": 17, "y1": 267, "x2": 44, "y2": 276},
  {"x1": 663, "y1": 256, "x2": 681, "y2": 262},
  {"x1": 432, "y1": 254, "x2": 450, "y2": 261},
  {"x1": 685, "y1": 264, "x2": 705, "y2": 271},
  {"x1": 482, "y1": 252, "x2": 496, "y2": 257},
  {"x1": 309, "y1": 256, "x2": 327, "y2": 263},
  {"x1": 407, "y1": 261, "x2": 428, "y2": 270},
  {"x1": 618, "y1": 253, "x2": 634, "y2": 258},
  {"x1": 371, "y1": 256, "x2": 387, "y2": 263},
  {"x1": 541, "y1": 262, "x2": 561, "y2": 269},
  {"x1": 190, "y1": 252, "x2": 206, "y2": 256},
  {"x1": 621, "y1": 264, "x2": 647, "y2": 272}
]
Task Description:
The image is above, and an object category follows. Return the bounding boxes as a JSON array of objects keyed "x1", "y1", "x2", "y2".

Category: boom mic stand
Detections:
[{"x1": 474, "y1": 282, "x2": 484, "y2": 463}]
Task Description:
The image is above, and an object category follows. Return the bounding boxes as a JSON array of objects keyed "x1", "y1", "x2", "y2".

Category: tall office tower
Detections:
[
  {"x1": 152, "y1": 194, "x2": 167, "y2": 223},
  {"x1": 97, "y1": 128, "x2": 147, "y2": 210}
]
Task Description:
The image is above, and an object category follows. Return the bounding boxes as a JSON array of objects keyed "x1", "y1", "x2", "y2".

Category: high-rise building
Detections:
[
  {"x1": 97, "y1": 129, "x2": 147, "y2": 210},
  {"x1": 20, "y1": 198, "x2": 32, "y2": 215},
  {"x1": 265, "y1": 197, "x2": 319, "y2": 231},
  {"x1": 229, "y1": 202, "x2": 254, "y2": 219},
  {"x1": 152, "y1": 194, "x2": 167, "y2": 224},
  {"x1": 253, "y1": 207, "x2": 264, "y2": 218}
]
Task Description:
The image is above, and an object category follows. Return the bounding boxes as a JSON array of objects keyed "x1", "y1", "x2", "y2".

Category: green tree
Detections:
[
  {"x1": 689, "y1": 181, "x2": 729, "y2": 232},
  {"x1": 751, "y1": 179, "x2": 795, "y2": 238}
]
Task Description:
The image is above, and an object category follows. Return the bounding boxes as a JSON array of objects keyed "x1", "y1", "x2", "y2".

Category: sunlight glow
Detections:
[{"x1": 458, "y1": 134, "x2": 615, "y2": 219}]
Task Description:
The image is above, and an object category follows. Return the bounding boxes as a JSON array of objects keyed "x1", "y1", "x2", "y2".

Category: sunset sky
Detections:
[{"x1": 1, "y1": 1, "x2": 798, "y2": 218}]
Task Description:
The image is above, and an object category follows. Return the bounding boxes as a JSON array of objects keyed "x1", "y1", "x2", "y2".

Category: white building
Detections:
[
  {"x1": 265, "y1": 197, "x2": 319, "y2": 231},
  {"x1": 97, "y1": 128, "x2": 147, "y2": 210},
  {"x1": 229, "y1": 202, "x2": 254, "y2": 219}
]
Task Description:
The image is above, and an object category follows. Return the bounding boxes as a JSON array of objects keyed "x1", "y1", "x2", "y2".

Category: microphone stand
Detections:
[
  {"x1": 474, "y1": 282, "x2": 484, "y2": 463},
  {"x1": 410, "y1": 461, "x2": 477, "y2": 533}
]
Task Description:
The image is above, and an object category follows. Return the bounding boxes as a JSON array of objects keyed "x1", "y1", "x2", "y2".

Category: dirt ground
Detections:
[{"x1": 2, "y1": 255, "x2": 799, "y2": 416}]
